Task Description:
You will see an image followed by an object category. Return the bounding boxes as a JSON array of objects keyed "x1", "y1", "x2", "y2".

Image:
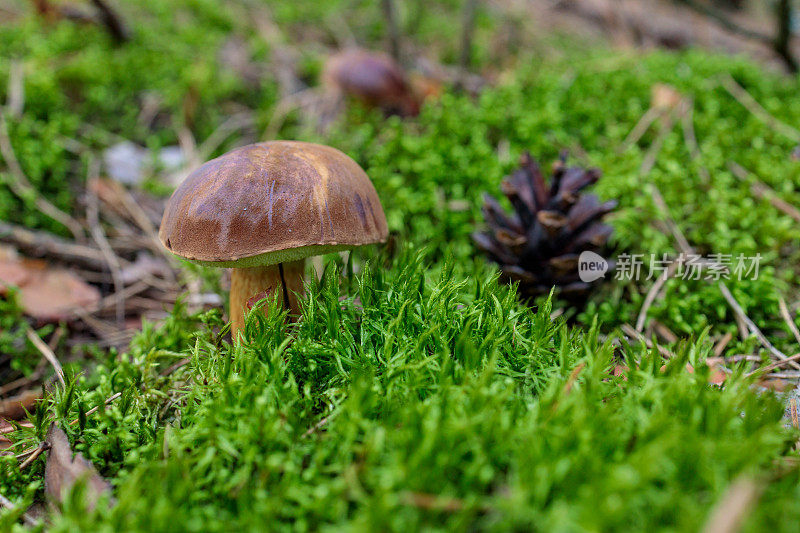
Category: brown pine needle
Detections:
[
  {"x1": 25, "y1": 327, "x2": 65, "y2": 387},
  {"x1": 719, "y1": 74, "x2": 800, "y2": 142}
]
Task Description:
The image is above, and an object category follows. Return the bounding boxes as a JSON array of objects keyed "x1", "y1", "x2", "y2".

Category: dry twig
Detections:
[
  {"x1": 745, "y1": 352, "x2": 800, "y2": 378},
  {"x1": 719, "y1": 74, "x2": 800, "y2": 140},
  {"x1": 621, "y1": 323, "x2": 675, "y2": 359},
  {"x1": 778, "y1": 297, "x2": 800, "y2": 347},
  {"x1": 25, "y1": 327, "x2": 65, "y2": 387},
  {"x1": 728, "y1": 161, "x2": 800, "y2": 224},
  {"x1": 636, "y1": 259, "x2": 682, "y2": 332},
  {"x1": 717, "y1": 282, "x2": 800, "y2": 370},
  {"x1": 18, "y1": 440, "x2": 47, "y2": 470}
]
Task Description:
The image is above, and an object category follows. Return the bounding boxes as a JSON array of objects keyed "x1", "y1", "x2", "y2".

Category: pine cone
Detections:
[{"x1": 473, "y1": 152, "x2": 617, "y2": 299}]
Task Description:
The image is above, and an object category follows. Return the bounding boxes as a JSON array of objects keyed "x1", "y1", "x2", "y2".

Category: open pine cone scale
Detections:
[{"x1": 474, "y1": 152, "x2": 617, "y2": 298}]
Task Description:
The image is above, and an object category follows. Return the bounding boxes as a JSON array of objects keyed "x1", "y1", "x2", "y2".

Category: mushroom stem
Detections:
[{"x1": 229, "y1": 259, "x2": 305, "y2": 336}]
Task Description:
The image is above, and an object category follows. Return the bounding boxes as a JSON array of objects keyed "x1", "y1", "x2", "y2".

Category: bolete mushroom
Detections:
[
  {"x1": 323, "y1": 48, "x2": 420, "y2": 117},
  {"x1": 158, "y1": 141, "x2": 388, "y2": 335}
]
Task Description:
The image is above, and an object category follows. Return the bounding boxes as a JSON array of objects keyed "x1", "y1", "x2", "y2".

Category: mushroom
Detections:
[
  {"x1": 159, "y1": 141, "x2": 388, "y2": 336},
  {"x1": 323, "y1": 48, "x2": 420, "y2": 117}
]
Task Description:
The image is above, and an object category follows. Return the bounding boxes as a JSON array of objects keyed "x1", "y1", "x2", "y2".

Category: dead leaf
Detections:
[
  {"x1": 651, "y1": 83, "x2": 683, "y2": 110},
  {"x1": 0, "y1": 389, "x2": 41, "y2": 420},
  {"x1": 44, "y1": 424, "x2": 112, "y2": 510},
  {"x1": 0, "y1": 254, "x2": 100, "y2": 321}
]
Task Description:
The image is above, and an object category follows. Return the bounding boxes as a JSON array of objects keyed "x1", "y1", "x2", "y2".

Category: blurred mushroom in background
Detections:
[{"x1": 323, "y1": 48, "x2": 422, "y2": 117}]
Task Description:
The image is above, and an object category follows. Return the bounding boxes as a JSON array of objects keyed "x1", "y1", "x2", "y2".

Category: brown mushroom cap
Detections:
[
  {"x1": 323, "y1": 49, "x2": 419, "y2": 116},
  {"x1": 159, "y1": 141, "x2": 388, "y2": 267}
]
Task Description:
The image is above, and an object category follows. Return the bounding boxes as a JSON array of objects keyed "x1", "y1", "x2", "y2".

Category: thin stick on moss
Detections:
[
  {"x1": 778, "y1": 297, "x2": 800, "y2": 347},
  {"x1": 713, "y1": 332, "x2": 734, "y2": 358},
  {"x1": 25, "y1": 327, "x2": 65, "y2": 387},
  {"x1": 681, "y1": 99, "x2": 710, "y2": 184},
  {"x1": 728, "y1": 161, "x2": 800, "y2": 224},
  {"x1": 6, "y1": 59, "x2": 24, "y2": 118},
  {"x1": 69, "y1": 391, "x2": 123, "y2": 425},
  {"x1": 18, "y1": 440, "x2": 47, "y2": 469},
  {"x1": 619, "y1": 106, "x2": 661, "y2": 152},
  {"x1": 717, "y1": 282, "x2": 800, "y2": 370},
  {"x1": 746, "y1": 352, "x2": 800, "y2": 378},
  {"x1": 635, "y1": 259, "x2": 682, "y2": 332},
  {"x1": 621, "y1": 324, "x2": 675, "y2": 360},
  {"x1": 718, "y1": 74, "x2": 800, "y2": 141},
  {"x1": 89, "y1": 0, "x2": 131, "y2": 43}
]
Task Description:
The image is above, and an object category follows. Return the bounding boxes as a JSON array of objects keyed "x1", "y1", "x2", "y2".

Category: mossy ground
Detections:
[{"x1": 2, "y1": 0, "x2": 800, "y2": 530}]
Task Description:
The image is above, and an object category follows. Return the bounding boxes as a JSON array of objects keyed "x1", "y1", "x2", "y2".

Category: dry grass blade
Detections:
[
  {"x1": 778, "y1": 296, "x2": 800, "y2": 346},
  {"x1": 728, "y1": 162, "x2": 800, "y2": 223},
  {"x1": 18, "y1": 440, "x2": 48, "y2": 470},
  {"x1": 45, "y1": 424, "x2": 112, "y2": 510},
  {"x1": 717, "y1": 282, "x2": 800, "y2": 370},
  {"x1": 745, "y1": 352, "x2": 800, "y2": 378},
  {"x1": 681, "y1": 98, "x2": 710, "y2": 183},
  {"x1": 25, "y1": 327, "x2": 65, "y2": 387},
  {"x1": 69, "y1": 391, "x2": 122, "y2": 425},
  {"x1": 621, "y1": 323, "x2": 675, "y2": 359},
  {"x1": 561, "y1": 362, "x2": 586, "y2": 396},
  {"x1": 701, "y1": 474, "x2": 763, "y2": 533},
  {"x1": 639, "y1": 105, "x2": 682, "y2": 176},
  {"x1": 649, "y1": 183, "x2": 694, "y2": 255},
  {"x1": 713, "y1": 331, "x2": 734, "y2": 358},
  {"x1": 619, "y1": 106, "x2": 662, "y2": 152},
  {"x1": 0, "y1": 115, "x2": 85, "y2": 240},
  {"x1": 718, "y1": 74, "x2": 800, "y2": 141},
  {"x1": 636, "y1": 259, "x2": 681, "y2": 332}
]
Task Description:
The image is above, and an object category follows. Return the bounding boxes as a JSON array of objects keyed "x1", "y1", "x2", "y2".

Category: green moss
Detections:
[{"x1": 0, "y1": 252, "x2": 795, "y2": 531}]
